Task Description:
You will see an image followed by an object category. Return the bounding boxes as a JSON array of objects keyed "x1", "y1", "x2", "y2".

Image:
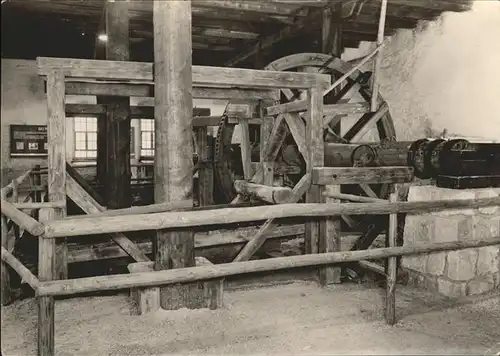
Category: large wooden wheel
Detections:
[{"x1": 215, "y1": 53, "x2": 397, "y2": 208}]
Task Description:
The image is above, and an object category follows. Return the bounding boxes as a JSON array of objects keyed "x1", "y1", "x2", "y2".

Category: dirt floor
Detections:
[{"x1": 1, "y1": 281, "x2": 499, "y2": 356}]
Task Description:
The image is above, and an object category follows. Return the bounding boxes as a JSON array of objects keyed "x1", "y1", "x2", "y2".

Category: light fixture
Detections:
[{"x1": 98, "y1": 33, "x2": 108, "y2": 42}]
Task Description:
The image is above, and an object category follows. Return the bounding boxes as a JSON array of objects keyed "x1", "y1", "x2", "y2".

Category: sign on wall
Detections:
[{"x1": 10, "y1": 125, "x2": 48, "y2": 157}]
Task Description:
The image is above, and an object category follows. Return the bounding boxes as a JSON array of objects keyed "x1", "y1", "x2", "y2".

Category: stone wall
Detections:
[{"x1": 402, "y1": 186, "x2": 500, "y2": 297}]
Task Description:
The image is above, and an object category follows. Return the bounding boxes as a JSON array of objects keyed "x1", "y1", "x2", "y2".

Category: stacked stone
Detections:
[{"x1": 402, "y1": 186, "x2": 500, "y2": 298}]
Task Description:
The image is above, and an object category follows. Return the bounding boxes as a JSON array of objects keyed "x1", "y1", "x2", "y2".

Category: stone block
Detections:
[
  {"x1": 127, "y1": 257, "x2": 224, "y2": 314},
  {"x1": 476, "y1": 246, "x2": 500, "y2": 276},
  {"x1": 406, "y1": 270, "x2": 438, "y2": 291},
  {"x1": 426, "y1": 253, "x2": 446, "y2": 276},
  {"x1": 433, "y1": 216, "x2": 472, "y2": 243},
  {"x1": 404, "y1": 215, "x2": 436, "y2": 245},
  {"x1": 407, "y1": 185, "x2": 436, "y2": 202},
  {"x1": 430, "y1": 188, "x2": 476, "y2": 217},
  {"x1": 466, "y1": 276, "x2": 495, "y2": 296},
  {"x1": 402, "y1": 255, "x2": 427, "y2": 274},
  {"x1": 472, "y1": 215, "x2": 500, "y2": 240},
  {"x1": 437, "y1": 277, "x2": 467, "y2": 298},
  {"x1": 446, "y1": 249, "x2": 478, "y2": 281}
]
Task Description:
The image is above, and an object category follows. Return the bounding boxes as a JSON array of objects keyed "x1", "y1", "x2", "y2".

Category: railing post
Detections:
[{"x1": 1, "y1": 195, "x2": 11, "y2": 305}]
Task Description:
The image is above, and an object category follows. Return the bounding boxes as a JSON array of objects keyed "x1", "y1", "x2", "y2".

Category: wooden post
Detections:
[
  {"x1": 195, "y1": 127, "x2": 214, "y2": 206},
  {"x1": 153, "y1": 0, "x2": 201, "y2": 310},
  {"x1": 47, "y1": 71, "x2": 67, "y2": 280},
  {"x1": 33, "y1": 165, "x2": 42, "y2": 221},
  {"x1": 100, "y1": 0, "x2": 132, "y2": 209},
  {"x1": 370, "y1": 0, "x2": 388, "y2": 112},
  {"x1": 1, "y1": 205, "x2": 11, "y2": 305},
  {"x1": 319, "y1": 185, "x2": 342, "y2": 285},
  {"x1": 38, "y1": 69, "x2": 66, "y2": 356},
  {"x1": 385, "y1": 185, "x2": 399, "y2": 325},
  {"x1": 305, "y1": 87, "x2": 324, "y2": 255},
  {"x1": 260, "y1": 100, "x2": 274, "y2": 186}
]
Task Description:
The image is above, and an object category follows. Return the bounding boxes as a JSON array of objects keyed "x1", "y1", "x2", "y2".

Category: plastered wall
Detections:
[{"x1": 342, "y1": 0, "x2": 500, "y2": 141}]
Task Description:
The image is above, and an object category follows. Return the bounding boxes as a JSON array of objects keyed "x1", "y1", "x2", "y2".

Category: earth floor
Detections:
[{"x1": 1, "y1": 281, "x2": 499, "y2": 356}]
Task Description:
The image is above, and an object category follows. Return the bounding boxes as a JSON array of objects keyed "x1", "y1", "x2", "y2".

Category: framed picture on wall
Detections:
[{"x1": 10, "y1": 125, "x2": 48, "y2": 157}]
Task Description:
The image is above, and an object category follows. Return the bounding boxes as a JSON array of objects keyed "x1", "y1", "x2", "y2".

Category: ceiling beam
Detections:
[
  {"x1": 192, "y1": 0, "x2": 301, "y2": 15},
  {"x1": 225, "y1": 7, "x2": 324, "y2": 67}
]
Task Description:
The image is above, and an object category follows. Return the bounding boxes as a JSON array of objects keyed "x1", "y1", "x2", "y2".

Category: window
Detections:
[
  {"x1": 140, "y1": 119, "x2": 155, "y2": 158},
  {"x1": 74, "y1": 116, "x2": 97, "y2": 160}
]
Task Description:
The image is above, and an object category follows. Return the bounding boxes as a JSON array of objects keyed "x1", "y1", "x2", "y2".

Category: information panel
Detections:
[{"x1": 10, "y1": 125, "x2": 48, "y2": 157}]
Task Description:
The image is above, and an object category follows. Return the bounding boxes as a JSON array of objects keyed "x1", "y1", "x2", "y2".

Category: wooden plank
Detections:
[
  {"x1": 1, "y1": 169, "x2": 33, "y2": 197},
  {"x1": 65, "y1": 173, "x2": 150, "y2": 263},
  {"x1": 195, "y1": 127, "x2": 214, "y2": 206},
  {"x1": 239, "y1": 119, "x2": 253, "y2": 180},
  {"x1": 14, "y1": 202, "x2": 66, "y2": 210},
  {"x1": 319, "y1": 185, "x2": 341, "y2": 285},
  {"x1": 37, "y1": 237, "x2": 500, "y2": 297},
  {"x1": 46, "y1": 70, "x2": 68, "y2": 281},
  {"x1": 322, "y1": 192, "x2": 386, "y2": 203},
  {"x1": 305, "y1": 87, "x2": 324, "y2": 255},
  {"x1": 267, "y1": 101, "x2": 368, "y2": 117},
  {"x1": 43, "y1": 196, "x2": 500, "y2": 239},
  {"x1": 37, "y1": 57, "x2": 331, "y2": 89},
  {"x1": 233, "y1": 174, "x2": 311, "y2": 262},
  {"x1": 386, "y1": 184, "x2": 398, "y2": 325},
  {"x1": 66, "y1": 162, "x2": 105, "y2": 206},
  {"x1": 65, "y1": 82, "x2": 280, "y2": 100},
  {"x1": 312, "y1": 167, "x2": 414, "y2": 185},
  {"x1": 153, "y1": 0, "x2": 199, "y2": 310}
]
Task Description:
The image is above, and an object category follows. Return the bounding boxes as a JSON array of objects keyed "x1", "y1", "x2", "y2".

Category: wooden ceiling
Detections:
[{"x1": 1, "y1": 0, "x2": 473, "y2": 67}]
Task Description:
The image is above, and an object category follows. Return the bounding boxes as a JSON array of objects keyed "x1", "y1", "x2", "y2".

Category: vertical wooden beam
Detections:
[
  {"x1": 103, "y1": 0, "x2": 132, "y2": 209},
  {"x1": 1, "y1": 203, "x2": 11, "y2": 306},
  {"x1": 11, "y1": 179, "x2": 19, "y2": 203},
  {"x1": 195, "y1": 127, "x2": 214, "y2": 206},
  {"x1": 47, "y1": 71, "x2": 67, "y2": 281},
  {"x1": 319, "y1": 185, "x2": 342, "y2": 285},
  {"x1": 305, "y1": 87, "x2": 324, "y2": 255},
  {"x1": 320, "y1": 4, "x2": 343, "y2": 285},
  {"x1": 153, "y1": 0, "x2": 199, "y2": 310},
  {"x1": 260, "y1": 100, "x2": 274, "y2": 186},
  {"x1": 370, "y1": 0, "x2": 388, "y2": 112},
  {"x1": 38, "y1": 69, "x2": 66, "y2": 356},
  {"x1": 385, "y1": 185, "x2": 399, "y2": 325},
  {"x1": 33, "y1": 165, "x2": 42, "y2": 221},
  {"x1": 239, "y1": 118, "x2": 253, "y2": 180}
]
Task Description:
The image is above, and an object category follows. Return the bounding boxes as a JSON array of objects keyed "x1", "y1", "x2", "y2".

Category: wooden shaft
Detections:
[
  {"x1": 0, "y1": 199, "x2": 45, "y2": 236},
  {"x1": 371, "y1": 0, "x2": 388, "y2": 112},
  {"x1": 14, "y1": 202, "x2": 66, "y2": 210},
  {"x1": 234, "y1": 181, "x2": 293, "y2": 204},
  {"x1": 43, "y1": 196, "x2": 500, "y2": 239},
  {"x1": 1, "y1": 246, "x2": 39, "y2": 290},
  {"x1": 37, "y1": 237, "x2": 500, "y2": 297}
]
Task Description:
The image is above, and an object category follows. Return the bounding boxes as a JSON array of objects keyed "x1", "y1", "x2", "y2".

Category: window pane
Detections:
[
  {"x1": 75, "y1": 133, "x2": 86, "y2": 150},
  {"x1": 88, "y1": 150, "x2": 97, "y2": 158},
  {"x1": 87, "y1": 118, "x2": 97, "y2": 132}
]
